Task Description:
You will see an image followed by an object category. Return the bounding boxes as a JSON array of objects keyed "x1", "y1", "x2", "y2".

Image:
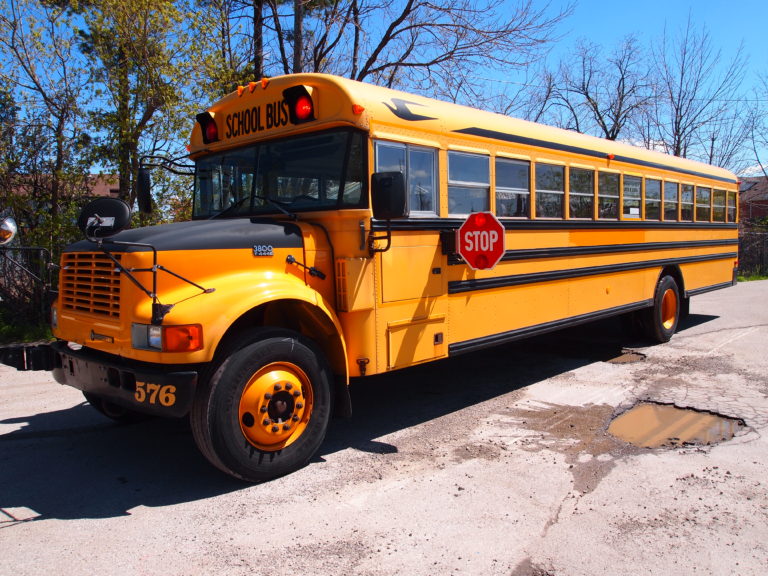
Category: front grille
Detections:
[{"x1": 60, "y1": 252, "x2": 121, "y2": 318}]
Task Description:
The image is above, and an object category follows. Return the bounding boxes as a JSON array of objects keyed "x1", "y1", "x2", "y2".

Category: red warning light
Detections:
[
  {"x1": 295, "y1": 95, "x2": 314, "y2": 121},
  {"x1": 196, "y1": 112, "x2": 219, "y2": 144},
  {"x1": 283, "y1": 85, "x2": 316, "y2": 124}
]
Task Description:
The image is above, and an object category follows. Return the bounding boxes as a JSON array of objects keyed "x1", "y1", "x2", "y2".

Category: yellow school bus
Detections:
[{"x1": 8, "y1": 73, "x2": 738, "y2": 482}]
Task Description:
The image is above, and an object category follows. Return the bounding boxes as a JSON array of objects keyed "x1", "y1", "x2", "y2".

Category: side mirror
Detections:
[
  {"x1": 137, "y1": 168, "x2": 153, "y2": 214},
  {"x1": 371, "y1": 172, "x2": 408, "y2": 220},
  {"x1": 77, "y1": 198, "x2": 132, "y2": 240},
  {"x1": 0, "y1": 217, "x2": 18, "y2": 245}
]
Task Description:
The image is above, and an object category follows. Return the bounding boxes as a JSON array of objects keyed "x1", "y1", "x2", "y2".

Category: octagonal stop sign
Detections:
[{"x1": 457, "y1": 212, "x2": 506, "y2": 270}]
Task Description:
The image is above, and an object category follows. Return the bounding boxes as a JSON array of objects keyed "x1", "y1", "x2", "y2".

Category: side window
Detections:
[
  {"x1": 712, "y1": 189, "x2": 727, "y2": 222},
  {"x1": 696, "y1": 187, "x2": 712, "y2": 222},
  {"x1": 598, "y1": 171, "x2": 619, "y2": 219},
  {"x1": 375, "y1": 141, "x2": 437, "y2": 216},
  {"x1": 535, "y1": 163, "x2": 564, "y2": 218},
  {"x1": 646, "y1": 179, "x2": 661, "y2": 221},
  {"x1": 623, "y1": 175, "x2": 642, "y2": 219},
  {"x1": 570, "y1": 168, "x2": 595, "y2": 219},
  {"x1": 408, "y1": 148, "x2": 437, "y2": 213},
  {"x1": 727, "y1": 191, "x2": 737, "y2": 222},
  {"x1": 664, "y1": 182, "x2": 679, "y2": 221},
  {"x1": 680, "y1": 184, "x2": 694, "y2": 221},
  {"x1": 495, "y1": 158, "x2": 530, "y2": 218},
  {"x1": 448, "y1": 152, "x2": 490, "y2": 215}
]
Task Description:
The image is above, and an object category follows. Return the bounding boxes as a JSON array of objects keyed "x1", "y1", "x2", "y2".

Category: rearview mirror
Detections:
[
  {"x1": 77, "y1": 198, "x2": 132, "y2": 240},
  {"x1": 371, "y1": 172, "x2": 408, "y2": 220},
  {"x1": 137, "y1": 168, "x2": 152, "y2": 214},
  {"x1": 0, "y1": 217, "x2": 17, "y2": 245}
]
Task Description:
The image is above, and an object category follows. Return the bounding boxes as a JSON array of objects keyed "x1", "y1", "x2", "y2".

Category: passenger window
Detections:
[
  {"x1": 680, "y1": 185, "x2": 694, "y2": 221},
  {"x1": 375, "y1": 141, "x2": 437, "y2": 215},
  {"x1": 448, "y1": 152, "x2": 490, "y2": 215},
  {"x1": 570, "y1": 168, "x2": 595, "y2": 219},
  {"x1": 664, "y1": 182, "x2": 679, "y2": 221},
  {"x1": 495, "y1": 158, "x2": 530, "y2": 218},
  {"x1": 623, "y1": 175, "x2": 642, "y2": 219},
  {"x1": 712, "y1": 189, "x2": 727, "y2": 222},
  {"x1": 696, "y1": 187, "x2": 712, "y2": 221},
  {"x1": 535, "y1": 163, "x2": 564, "y2": 218},
  {"x1": 727, "y1": 191, "x2": 737, "y2": 222},
  {"x1": 598, "y1": 172, "x2": 619, "y2": 219},
  {"x1": 645, "y1": 179, "x2": 661, "y2": 220}
]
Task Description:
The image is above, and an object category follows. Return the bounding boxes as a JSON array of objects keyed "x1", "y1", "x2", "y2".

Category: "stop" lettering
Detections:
[{"x1": 463, "y1": 230, "x2": 499, "y2": 252}]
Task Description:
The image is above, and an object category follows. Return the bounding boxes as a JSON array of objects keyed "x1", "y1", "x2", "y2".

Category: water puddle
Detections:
[
  {"x1": 608, "y1": 403, "x2": 745, "y2": 448},
  {"x1": 605, "y1": 349, "x2": 646, "y2": 364}
]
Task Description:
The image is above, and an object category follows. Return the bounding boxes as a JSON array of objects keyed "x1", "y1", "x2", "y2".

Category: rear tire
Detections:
[
  {"x1": 644, "y1": 275, "x2": 680, "y2": 343},
  {"x1": 191, "y1": 329, "x2": 332, "y2": 482}
]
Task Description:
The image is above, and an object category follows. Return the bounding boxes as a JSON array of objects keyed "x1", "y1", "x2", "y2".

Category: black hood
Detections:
[{"x1": 65, "y1": 218, "x2": 303, "y2": 252}]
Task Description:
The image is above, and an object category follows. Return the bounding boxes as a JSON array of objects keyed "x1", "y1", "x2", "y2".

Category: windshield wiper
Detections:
[
  {"x1": 210, "y1": 196, "x2": 249, "y2": 219},
  {"x1": 255, "y1": 195, "x2": 297, "y2": 220}
]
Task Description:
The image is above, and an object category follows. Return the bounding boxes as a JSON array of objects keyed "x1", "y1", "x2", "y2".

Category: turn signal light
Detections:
[
  {"x1": 163, "y1": 325, "x2": 204, "y2": 352},
  {"x1": 135, "y1": 323, "x2": 203, "y2": 352}
]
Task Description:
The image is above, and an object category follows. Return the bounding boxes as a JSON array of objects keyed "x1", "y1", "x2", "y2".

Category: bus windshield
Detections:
[{"x1": 193, "y1": 128, "x2": 366, "y2": 219}]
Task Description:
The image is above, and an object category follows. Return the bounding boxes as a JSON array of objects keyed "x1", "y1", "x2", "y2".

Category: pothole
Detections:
[
  {"x1": 604, "y1": 349, "x2": 646, "y2": 364},
  {"x1": 608, "y1": 403, "x2": 746, "y2": 448}
]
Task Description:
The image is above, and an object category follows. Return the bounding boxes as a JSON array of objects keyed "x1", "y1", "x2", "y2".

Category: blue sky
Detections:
[{"x1": 550, "y1": 0, "x2": 766, "y2": 84}]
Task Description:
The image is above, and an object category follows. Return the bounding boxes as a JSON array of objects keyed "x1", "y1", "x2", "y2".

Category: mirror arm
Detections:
[{"x1": 368, "y1": 220, "x2": 393, "y2": 255}]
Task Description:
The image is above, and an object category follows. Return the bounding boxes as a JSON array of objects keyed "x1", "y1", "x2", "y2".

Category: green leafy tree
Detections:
[
  {"x1": 0, "y1": 0, "x2": 92, "y2": 252},
  {"x1": 73, "y1": 0, "x2": 196, "y2": 214}
]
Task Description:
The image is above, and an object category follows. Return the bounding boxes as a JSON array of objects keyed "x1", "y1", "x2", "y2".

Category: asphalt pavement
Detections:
[{"x1": 1, "y1": 280, "x2": 767, "y2": 575}]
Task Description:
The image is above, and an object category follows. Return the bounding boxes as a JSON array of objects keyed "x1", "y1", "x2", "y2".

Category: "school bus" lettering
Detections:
[{"x1": 225, "y1": 100, "x2": 290, "y2": 138}]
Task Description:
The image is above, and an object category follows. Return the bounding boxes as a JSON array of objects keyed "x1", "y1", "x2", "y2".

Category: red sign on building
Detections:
[{"x1": 456, "y1": 212, "x2": 506, "y2": 270}]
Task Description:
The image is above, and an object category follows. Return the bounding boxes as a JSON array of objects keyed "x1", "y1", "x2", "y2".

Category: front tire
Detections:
[
  {"x1": 644, "y1": 275, "x2": 680, "y2": 343},
  {"x1": 191, "y1": 330, "x2": 332, "y2": 482}
]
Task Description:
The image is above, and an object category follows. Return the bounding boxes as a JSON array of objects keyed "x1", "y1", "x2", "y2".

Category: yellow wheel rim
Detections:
[
  {"x1": 660, "y1": 288, "x2": 678, "y2": 331},
  {"x1": 238, "y1": 362, "x2": 313, "y2": 451}
]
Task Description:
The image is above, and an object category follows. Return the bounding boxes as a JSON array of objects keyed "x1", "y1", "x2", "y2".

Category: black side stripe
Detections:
[
  {"x1": 448, "y1": 301, "x2": 651, "y2": 356},
  {"x1": 453, "y1": 127, "x2": 738, "y2": 185},
  {"x1": 372, "y1": 218, "x2": 738, "y2": 232},
  {"x1": 448, "y1": 239, "x2": 738, "y2": 266},
  {"x1": 448, "y1": 253, "x2": 738, "y2": 294}
]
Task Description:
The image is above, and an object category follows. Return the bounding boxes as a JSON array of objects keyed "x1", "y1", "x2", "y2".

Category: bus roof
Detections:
[{"x1": 191, "y1": 73, "x2": 737, "y2": 186}]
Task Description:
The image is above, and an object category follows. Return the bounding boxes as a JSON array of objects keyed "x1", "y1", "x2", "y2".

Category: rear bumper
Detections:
[{"x1": 47, "y1": 341, "x2": 198, "y2": 418}]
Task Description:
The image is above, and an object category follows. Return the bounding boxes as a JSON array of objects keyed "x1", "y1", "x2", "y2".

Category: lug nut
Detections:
[
  {"x1": 292, "y1": 390, "x2": 301, "y2": 397},
  {"x1": 264, "y1": 393, "x2": 273, "y2": 400},
  {"x1": 262, "y1": 419, "x2": 270, "y2": 426},
  {"x1": 296, "y1": 403, "x2": 303, "y2": 409},
  {"x1": 273, "y1": 384, "x2": 282, "y2": 391},
  {"x1": 271, "y1": 425, "x2": 279, "y2": 433},
  {"x1": 285, "y1": 383, "x2": 293, "y2": 390},
  {"x1": 292, "y1": 415, "x2": 299, "y2": 422},
  {"x1": 260, "y1": 406, "x2": 268, "y2": 413},
  {"x1": 283, "y1": 424, "x2": 291, "y2": 431}
]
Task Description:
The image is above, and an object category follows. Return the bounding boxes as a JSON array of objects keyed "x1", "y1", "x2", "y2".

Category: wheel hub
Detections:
[
  {"x1": 661, "y1": 288, "x2": 678, "y2": 330},
  {"x1": 238, "y1": 362, "x2": 312, "y2": 450}
]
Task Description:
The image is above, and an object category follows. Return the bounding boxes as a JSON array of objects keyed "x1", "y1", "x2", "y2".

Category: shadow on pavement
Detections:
[{"x1": 0, "y1": 313, "x2": 719, "y2": 521}]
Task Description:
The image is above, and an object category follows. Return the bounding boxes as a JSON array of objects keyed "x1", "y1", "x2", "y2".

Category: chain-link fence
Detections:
[
  {"x1": 0, "y1": 246, "x2": 54, "y2": 327},
  {"x1": 739, "y1": 227, "x2": 768, "y2": 277}
]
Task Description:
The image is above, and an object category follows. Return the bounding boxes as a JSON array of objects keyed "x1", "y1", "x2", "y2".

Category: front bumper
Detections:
[{"x1": 50, "y1": 341, "x2": 198, "y2": 418}]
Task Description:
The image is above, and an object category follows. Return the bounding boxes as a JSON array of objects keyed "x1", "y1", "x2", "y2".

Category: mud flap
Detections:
[{"x1": 0, "y1": 343, "x2": 57, "y2": 371}]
